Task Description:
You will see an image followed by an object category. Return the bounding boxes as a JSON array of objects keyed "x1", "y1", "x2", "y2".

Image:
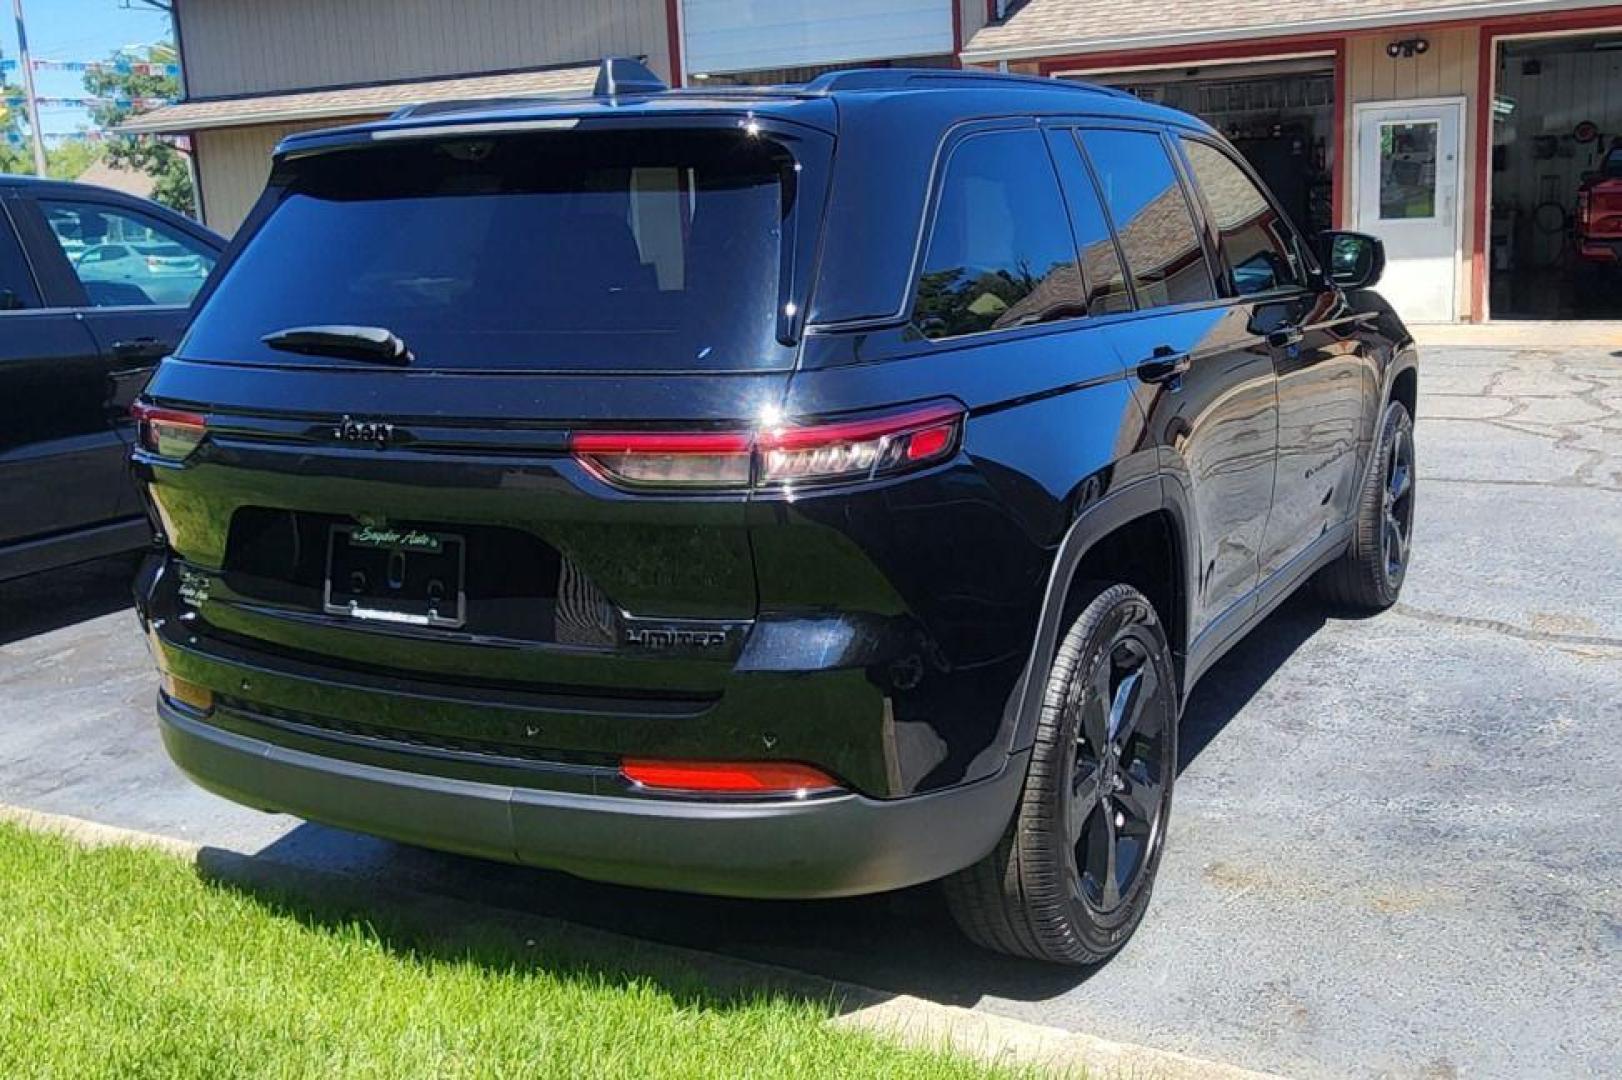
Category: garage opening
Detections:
[
  {"x1": 1490, "y1": 33, "x2": 1622, "y2": 319},
  {"x1": 1076, "y1": 59, "x2": 1339, "y2": 237}
]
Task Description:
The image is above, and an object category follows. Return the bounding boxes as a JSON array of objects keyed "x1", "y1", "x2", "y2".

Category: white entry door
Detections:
[{"x1": 1355, "y1": 98, "x2": 1464, "y2": 323}]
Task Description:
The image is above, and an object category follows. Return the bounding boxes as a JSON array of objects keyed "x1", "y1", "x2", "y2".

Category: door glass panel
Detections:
[
  {"x1": 39, "y1": 200, "x2": 217, "y2": 308},
  {"x1": 1080, "y1": 129, "x2": 1216, "y2": 309},
  {"x1": 1378, "y1": 121, "x2": 1438, "y2": 220},
  {"x1": 1182, "y1": 139, "x2": 1304, "y2": 296},
  {"x1": 1048, "y1": 132, "x2": 1132, "y2": 315},
  {"x1": 911, "y1": 129, "x2": 1084, "y2": 339}
]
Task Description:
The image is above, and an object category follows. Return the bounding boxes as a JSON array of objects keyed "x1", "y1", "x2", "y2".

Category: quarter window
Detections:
[
  {"x1": 1182, "y1": 140, "x2": 1302, "y2": 296},
  {"x1": 1080, "y1": 129, "x2": 1215, "y2": 309},
  {"x1": 912, "y1": 129, "x2": 1084, "y2": 339},
  {"x1": 40, "y1": 200, "x2": 216, "y2": 308}
]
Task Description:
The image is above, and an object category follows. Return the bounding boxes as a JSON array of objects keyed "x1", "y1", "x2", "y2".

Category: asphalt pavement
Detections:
[{"x1": 2, "y1": 343, "x2": 1618, "y2": 1079}]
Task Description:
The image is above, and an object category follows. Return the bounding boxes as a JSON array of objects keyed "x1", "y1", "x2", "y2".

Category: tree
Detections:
[
  {"x1": 84, "y1": 41, "x2": 194, "y2": 214},
  {"x1": 46, "y1": 139, "x2": 105, "y2": 181},
  {"x1": 0, "y1": 95, "x2": 33, "y2": 174}
]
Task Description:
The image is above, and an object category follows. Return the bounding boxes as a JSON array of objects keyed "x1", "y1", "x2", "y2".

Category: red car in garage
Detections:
[{"x1": 1577, "y1": 147, "x2": 1622, "y2": 263}]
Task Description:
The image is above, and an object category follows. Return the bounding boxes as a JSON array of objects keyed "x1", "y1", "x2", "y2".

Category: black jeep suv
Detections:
[{"x1": 132, "y1": 61, "x2": 1416, "y2": 965}]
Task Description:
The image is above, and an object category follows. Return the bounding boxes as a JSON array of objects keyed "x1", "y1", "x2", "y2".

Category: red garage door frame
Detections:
[{"x1": 1472, "y1": 6, "x2": 1622, "y2": 321}]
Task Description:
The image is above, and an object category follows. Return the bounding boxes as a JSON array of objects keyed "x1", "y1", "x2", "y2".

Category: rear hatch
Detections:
[{"x1": 139, "y1": 114, "x2": 831, "y2": 704}]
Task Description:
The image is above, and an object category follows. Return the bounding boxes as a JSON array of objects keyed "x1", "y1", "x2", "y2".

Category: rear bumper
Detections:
[{"x1": 159, "y1": 697, "x2": 1025, "y2": 899}]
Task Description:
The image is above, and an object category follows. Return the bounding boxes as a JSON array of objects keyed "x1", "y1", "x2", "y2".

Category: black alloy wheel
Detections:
[
  {"x1": 944, "y1": 582, "x2": 1178, "y2": 965},
  {"x1": 1317, "y1": 398, "x2": 1416, "y2": 611},
  {"x1": 1066, "y1": 633, "x2": 1169, "y2": 915}
]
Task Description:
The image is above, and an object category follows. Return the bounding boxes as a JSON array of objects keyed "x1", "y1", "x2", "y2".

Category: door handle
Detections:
[
  {"x1": 111, "y1": 337, "x2": 173, "y2": 362},
  {"x1": 1137, "y1": 347, "x2": 1191, "y2": 385},
  {"x1": 1266, "y1": 325, "x2": 1305, "y2": 350}
]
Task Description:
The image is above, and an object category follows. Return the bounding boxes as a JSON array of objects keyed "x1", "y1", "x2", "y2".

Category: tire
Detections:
[
  {"x1": 943, "y1": 582, "x2": 1178, "y2": 965},
  {"x1": 1316, "y1": 398, "x2": 1415, "y2": 611}
]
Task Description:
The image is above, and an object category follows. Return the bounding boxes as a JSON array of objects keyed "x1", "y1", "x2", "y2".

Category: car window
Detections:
[
  {"x1": 0, "y1": 214, "x2": 40, "y2": 311},
  {"x1": 185, "y1": 129, "x2": 799, "y2": 373},
  {"x1": 1182, "y1": 139, "x2": 1303, "y2": 296},
  {"x1": 912, "y1": 129, "x2": 1084, "y2": 339},
  {"x1": 1048, "y1": 132, "x2": 1132, "y2": 316},
  {"x1": 1080, "y1": 129, "x2": 1216, "y2": 309},
  {"x1": 40, "y1": 200, "x2": 217, "y2": 308}
]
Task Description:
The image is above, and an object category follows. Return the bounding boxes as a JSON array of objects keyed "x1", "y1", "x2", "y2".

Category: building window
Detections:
[{"x1": 1378, "y1": 121, "x2": 1439, "y2": 220}]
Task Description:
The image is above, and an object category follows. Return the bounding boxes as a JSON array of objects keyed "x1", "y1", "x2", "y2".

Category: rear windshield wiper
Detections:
[{"x1": 261, "y1": 325, "x2": 412, "y2": 366}]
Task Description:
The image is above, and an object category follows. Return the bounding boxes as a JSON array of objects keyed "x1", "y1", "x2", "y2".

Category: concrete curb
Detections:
[{"x1": 1, "y1": 802, "x2": 1287, "y2": 1080}]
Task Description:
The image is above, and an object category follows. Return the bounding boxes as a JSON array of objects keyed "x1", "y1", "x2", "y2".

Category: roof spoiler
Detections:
[{"x1": 594, "y1": 57, "x2": 667, "y2": 98}]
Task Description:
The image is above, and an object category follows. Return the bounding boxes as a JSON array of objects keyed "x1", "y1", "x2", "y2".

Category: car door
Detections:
[
  {"x1": 20, "y1": 194, "x2": 220, "y2": 515},
  {"x1": 1178, "y1": 137, "x2": 1367, "y2": 587},
  {"x1": 1075, "y1": 126, "x2": 1280, "y2": 648},
  {"x1": 0, "y1": 194, "x2": 126, "y2": 547}
]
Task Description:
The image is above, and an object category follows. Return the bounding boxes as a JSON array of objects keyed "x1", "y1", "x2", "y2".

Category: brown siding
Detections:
[
  {"x1": 1344, "y1": 24, "x2": 1479, "y2": 318},
  {"x1": 195, "y1": 117, "x2": 383, "y2": 235},
  {"x1": 180, "y1": 0, "x2": 669, "y2": 98}
]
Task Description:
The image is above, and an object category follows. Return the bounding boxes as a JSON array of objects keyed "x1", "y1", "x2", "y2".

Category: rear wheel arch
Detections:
[
  {"x1": 1389, "y1": 360, "x2": 1418, "y2": 422},
  {"x1": 1009, "y1": 478, "x2": 1191, "y2": 753}
]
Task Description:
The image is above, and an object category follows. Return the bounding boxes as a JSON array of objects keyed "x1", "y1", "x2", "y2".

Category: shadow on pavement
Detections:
[
  {"x1": 235, "y1": 592, "x2": 1331, "y2": 1009},
  {"x1": 0, "y1": 553, "x2": 142, "y2": 647}
]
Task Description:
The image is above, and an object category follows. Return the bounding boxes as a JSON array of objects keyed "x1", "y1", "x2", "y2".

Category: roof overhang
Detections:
[
  {"x1": 962, "y1": 0, "x2": 1622, "y2": 64},
  {"x1": 118, "y1": 63, "x2": 600, "y2": 134}
]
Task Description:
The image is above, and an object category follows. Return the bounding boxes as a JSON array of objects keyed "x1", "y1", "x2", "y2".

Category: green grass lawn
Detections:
[{"x1": 0, "y1": 822, "x2": 1014, "y2": 1079}]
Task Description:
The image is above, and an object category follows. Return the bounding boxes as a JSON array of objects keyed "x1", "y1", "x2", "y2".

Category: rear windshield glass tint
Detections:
[{"x1": 183, "y1": 129, "x2": 798, "y2": 373}]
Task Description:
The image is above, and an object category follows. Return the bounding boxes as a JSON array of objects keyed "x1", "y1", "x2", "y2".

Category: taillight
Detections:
[
  {"x1": 569, "y1": 430, "x2": 752, "y2": 489},
  {"x1": 570, "y1": 401, "x2": 964, "y2": 492},
  {"x1": 132, "y1": 400, "x2": 207, "y2": 460},
  {"x1": 620, "y1": 758, "x2": 841, "y2": 796},
  {"x1": 1577, "y1": 190, "x2": 1591, "y2": 231}
]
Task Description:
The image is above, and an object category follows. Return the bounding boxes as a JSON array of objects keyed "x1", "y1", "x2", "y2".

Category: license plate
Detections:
[{"x1": 323, "y1": 525, "x2": 465, "y2": 628}]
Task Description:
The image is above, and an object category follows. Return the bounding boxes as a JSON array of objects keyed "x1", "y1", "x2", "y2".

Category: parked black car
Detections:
[
  {"x1": 1, "y1": 175, "x2": 222, "y2": 581},
  {"x1": 132, "y1": 62, "x2": 1417, "y2": 965}
]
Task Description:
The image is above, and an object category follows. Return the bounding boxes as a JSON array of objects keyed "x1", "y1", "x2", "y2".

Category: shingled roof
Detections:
[
  {"x1": 119, "y1": 64, "x2": 599, "y2": 134},
  {"x1": 963, "y1": 0, "x2": 1546, "y2": 62}
]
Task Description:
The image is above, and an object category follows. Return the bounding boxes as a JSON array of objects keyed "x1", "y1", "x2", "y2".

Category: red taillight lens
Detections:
[
  {"x1": 569, "y1": 430, "x2": 753, "y2": 489},
  {"x1": 1577, "y1": 190, "x2": 1591, "y2": 231},
  {"x1": 620, "y1": 758, "x2": 841, "y2": 795},
  {"x1": 757, "y1": 402, "x2": 962, "y2": 485},
  {"x1": 132, "y1": 400, "x2": 207, "y2": 460},
  {"x1": 570, "y1": 401, "x2": 964, "y2": 492}
]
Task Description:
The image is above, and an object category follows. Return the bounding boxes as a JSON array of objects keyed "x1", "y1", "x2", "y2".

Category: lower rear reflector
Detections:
[
  {"x1": 620, "y1": 759, "x2": 840, "y2": 795},
  {"x1": 161, "y1": 673, "x2": 215, "y2": 713}
]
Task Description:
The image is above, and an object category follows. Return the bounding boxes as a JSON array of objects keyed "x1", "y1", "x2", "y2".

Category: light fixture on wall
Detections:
[{"x1": 1386, "y1": 38, "x2": 1430, "y2": 59}]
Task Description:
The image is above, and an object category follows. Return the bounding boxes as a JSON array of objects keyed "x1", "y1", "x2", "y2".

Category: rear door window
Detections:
[
  {"x1": 40, "y1": 200, "x2": 217, "y2": 308},
  {"x1": 1181, "y1": 139, "x2": 1303, "y2": 296},
  {"x1": 1047, "y1": 131, "x2": 1132, "y2": 316},
  {"x1": 911, "y1": 128, "x2": 1084, "y2": 339},
  {"x1": 183, "y1": 129, "x2": 801, "y2": 373},
  {"x1": 1080, "y1": 129, "x2": 1216, "y2": 309}
]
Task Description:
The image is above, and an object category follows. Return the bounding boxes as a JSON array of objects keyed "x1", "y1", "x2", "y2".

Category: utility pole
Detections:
[{"x1": 12, "y1": 0, "x2": 47, "y2": 176}]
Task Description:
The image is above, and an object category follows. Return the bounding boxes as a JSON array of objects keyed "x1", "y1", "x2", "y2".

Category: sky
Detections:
[{"x1": 1, "y1": 0, "x2": 174, "y2": 137}]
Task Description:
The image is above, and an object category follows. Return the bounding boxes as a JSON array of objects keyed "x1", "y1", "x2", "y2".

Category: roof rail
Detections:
[{"x1": 803, "y1": 67, "x2": 1131, "y2": 99}]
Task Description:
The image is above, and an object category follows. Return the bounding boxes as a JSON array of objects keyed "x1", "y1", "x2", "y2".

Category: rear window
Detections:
[{"x1": 183, "y1": 129, "x2": 801, "y2": 373}]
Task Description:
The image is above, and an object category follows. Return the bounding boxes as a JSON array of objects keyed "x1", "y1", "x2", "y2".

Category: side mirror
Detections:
[{"x1": 1317, "y1": 231, "x2": 1385, "y2": 290}]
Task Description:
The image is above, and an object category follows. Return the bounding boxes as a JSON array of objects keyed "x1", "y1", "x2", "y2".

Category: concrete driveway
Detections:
[{"x1": 2, "y1": 342, "x2": 1618, "y2": 1079}]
